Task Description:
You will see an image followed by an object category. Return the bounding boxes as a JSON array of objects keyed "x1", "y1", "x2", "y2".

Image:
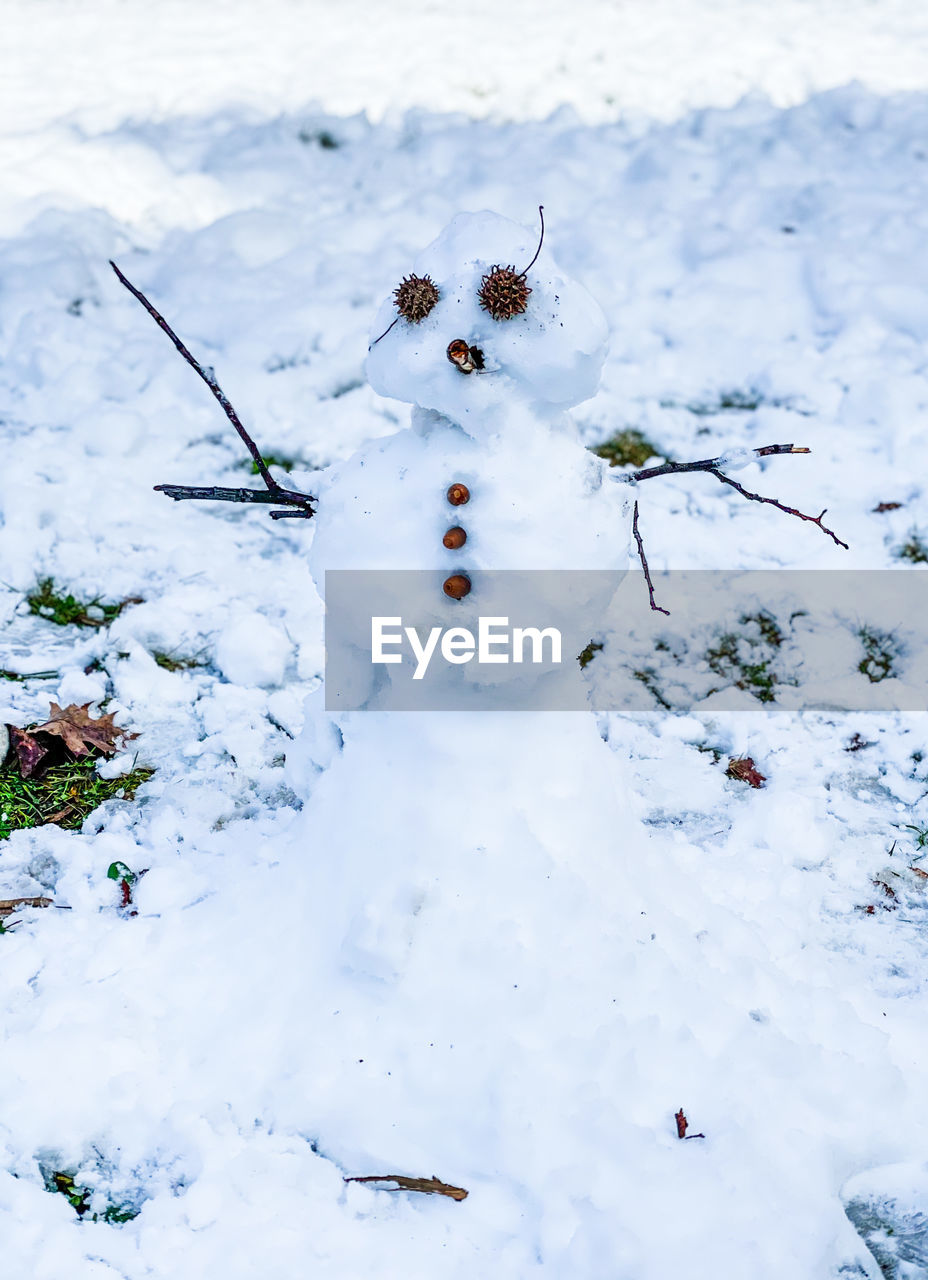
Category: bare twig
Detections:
[
  {"x1": 709, "y1": 470, "x2": 848, "y2": 549},
  {"x1": 110, "y1": 261, "x2": 272, "y2": 485},
  {"x1": 632, "y1": 501, "x2": 670, "y2": 616},
  {"x1": 631, "y1": 444, "x2": 809, "y2": 483},
  {"x1": 109, "y1": 260, "x2": 315, "y2": 520},
  {"x1": 631, "y1": 444, "x2": 847, "y2": 549},
  {"x1": 0, "y1": 669, "x2": 59, "y2": 682},
  {"x1": 153, "y1": 483, "x2": 314, "y2": 513},
  {"x1": 343, "y1": 1174, "x2": 468, "y2": 1201}
]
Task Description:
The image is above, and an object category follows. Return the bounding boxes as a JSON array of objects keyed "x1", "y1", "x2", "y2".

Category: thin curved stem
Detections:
[{"x1": 519, "y1": 205, "x2": 545, "y2": 277}]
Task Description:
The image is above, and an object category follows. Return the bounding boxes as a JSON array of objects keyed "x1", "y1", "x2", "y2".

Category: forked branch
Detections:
[
  {"x1": 631, "y1": 444, "x2": 848, "y2": 550},
  {"x1": 109, "y1": 261, "x2": 315, "y2": 520},
  {"x1": 631, "y1": 443, "x2": 809, "y2": 482}
]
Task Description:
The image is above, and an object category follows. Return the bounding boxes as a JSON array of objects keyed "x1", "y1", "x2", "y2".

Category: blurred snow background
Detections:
[{"x1": 3, "y1": 1, "x2": 928, "y2": 1276}]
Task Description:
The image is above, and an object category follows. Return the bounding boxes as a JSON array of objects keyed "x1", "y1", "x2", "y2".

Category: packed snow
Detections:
[{"x1": 3, "y1": 3, "x2": 928, "y2": 1277}]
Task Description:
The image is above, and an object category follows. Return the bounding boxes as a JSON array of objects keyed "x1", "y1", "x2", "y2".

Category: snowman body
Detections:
[
  {"x1": 309, "y1": 404, "x2": 629, "y2": 712},
  {"x1": 309, "y1": 403, "x2": 626, "y2": 579},
  {"x1": 284, "y1": 214, "x2": 876, "y2": 1278}
]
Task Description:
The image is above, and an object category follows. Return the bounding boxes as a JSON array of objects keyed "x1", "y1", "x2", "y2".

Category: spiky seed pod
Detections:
[
  {"x1": 477, "y1": 265, "x2": 531, "y2": 321},
  {"x1": 393, "y1": 274, "x2": 440, "y2": 323}
]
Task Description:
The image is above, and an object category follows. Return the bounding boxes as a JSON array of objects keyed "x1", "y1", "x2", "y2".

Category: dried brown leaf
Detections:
[
  {"x1": 674, "y1": 1107, "x2": 705, "y2": 1140},
  {"x1": 9, "y1": 726, "x2": 50, "y2": 778},
  {"x1": 0, "y1": 897, "x2": 53, "y2": 916},
  {"x1": 32, "y1": 703, "x2": 136, "y2": 759},
  {"x1": 726, "y1": 756, "x2": 766, "y2": 788},
  {"x1": 344, "y1": 1174, "x2": 468, "y2": 1201},
  {"x1": 43, "y1": 806, "x2": 75, "y2": 825}
]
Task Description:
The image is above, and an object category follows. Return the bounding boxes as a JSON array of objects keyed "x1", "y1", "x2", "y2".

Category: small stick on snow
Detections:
[
  {"x1": 632, "y1": 501, "x2": 670, "y2": 616},
  {"x1": 109, "y1": 261, "x2": 315, "y2": 520},
  {"x1": 630, "y1": 444, "x2": 848, "y2": 549},
  {"x1": 343, "y1": 1174, "x2": 468, "y2": 1201}
]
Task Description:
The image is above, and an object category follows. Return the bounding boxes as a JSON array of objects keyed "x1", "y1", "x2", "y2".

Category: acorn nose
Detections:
[{"x1": 446, "y1": 339, "x2": 484, "y2": 374}]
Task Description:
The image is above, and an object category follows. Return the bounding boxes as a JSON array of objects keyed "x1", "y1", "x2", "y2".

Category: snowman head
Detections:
[{"x1": 366, "y1": 211, "x2": 609, "y2": 429}]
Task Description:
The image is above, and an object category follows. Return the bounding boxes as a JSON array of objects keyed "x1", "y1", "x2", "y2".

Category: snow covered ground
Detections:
[{"x1": 3, "y1": 2, "x2": 928, "y2": 1276}]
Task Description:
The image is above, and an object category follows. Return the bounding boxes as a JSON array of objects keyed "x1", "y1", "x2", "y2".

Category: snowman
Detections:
[
  {"x1": 304, "y1": 208, "x2": 633, "y2": 727},
  {"x1": 112, "y1": 215, "x2": 877, "y2": 1279}
]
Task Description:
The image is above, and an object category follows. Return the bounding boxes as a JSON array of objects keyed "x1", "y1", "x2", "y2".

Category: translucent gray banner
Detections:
[{"x1": 324, "y1": 570, "x2": 928, "y2": 712}]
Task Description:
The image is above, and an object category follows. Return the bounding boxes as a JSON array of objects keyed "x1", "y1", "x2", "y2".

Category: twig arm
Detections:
[
  {"x1": 631, "y1": 443, "x2": 808, "y2": 482},
  {"x1": 629, "y1": 443, "x2": 847, "y2": 550},
  {"x1": 708, "y1": 468, "x2": 846, "y2": 548},
  {"x1": 110, "y1": 260, "x2": 279, "y2": 490},
  {"x1": 155, "y1": 483, "x2": 315, "y2": 516},
  {"x1": 110, "y1": 259, "x2": 316, "y2": 520}
]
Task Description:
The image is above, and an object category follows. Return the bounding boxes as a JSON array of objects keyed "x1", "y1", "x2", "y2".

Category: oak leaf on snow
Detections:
[
  {"x1": 4, "y1": 703, "x2": 137, "y2": 779},
  {"x1": 31, "y1": 703, "x2": 136, "y2": 758}
]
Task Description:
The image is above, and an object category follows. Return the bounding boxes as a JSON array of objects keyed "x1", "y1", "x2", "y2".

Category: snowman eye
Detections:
[
  {"x1": 393, "y1": 274, "x2": 440, "y2": 323},
  {"x1": 371, "y1": 272, "x2": 442, "y2": 347},
  {"x1": 477, "y1": 205, "x2": 545, "y2": 322},
  {"x1": 477, "y1": 265, "x2": 531, "y2": 321}
]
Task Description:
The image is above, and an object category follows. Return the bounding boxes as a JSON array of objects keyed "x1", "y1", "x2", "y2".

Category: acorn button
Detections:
[{"x1": 443, "y1": 574, "x2": 471, "y2": 600}]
